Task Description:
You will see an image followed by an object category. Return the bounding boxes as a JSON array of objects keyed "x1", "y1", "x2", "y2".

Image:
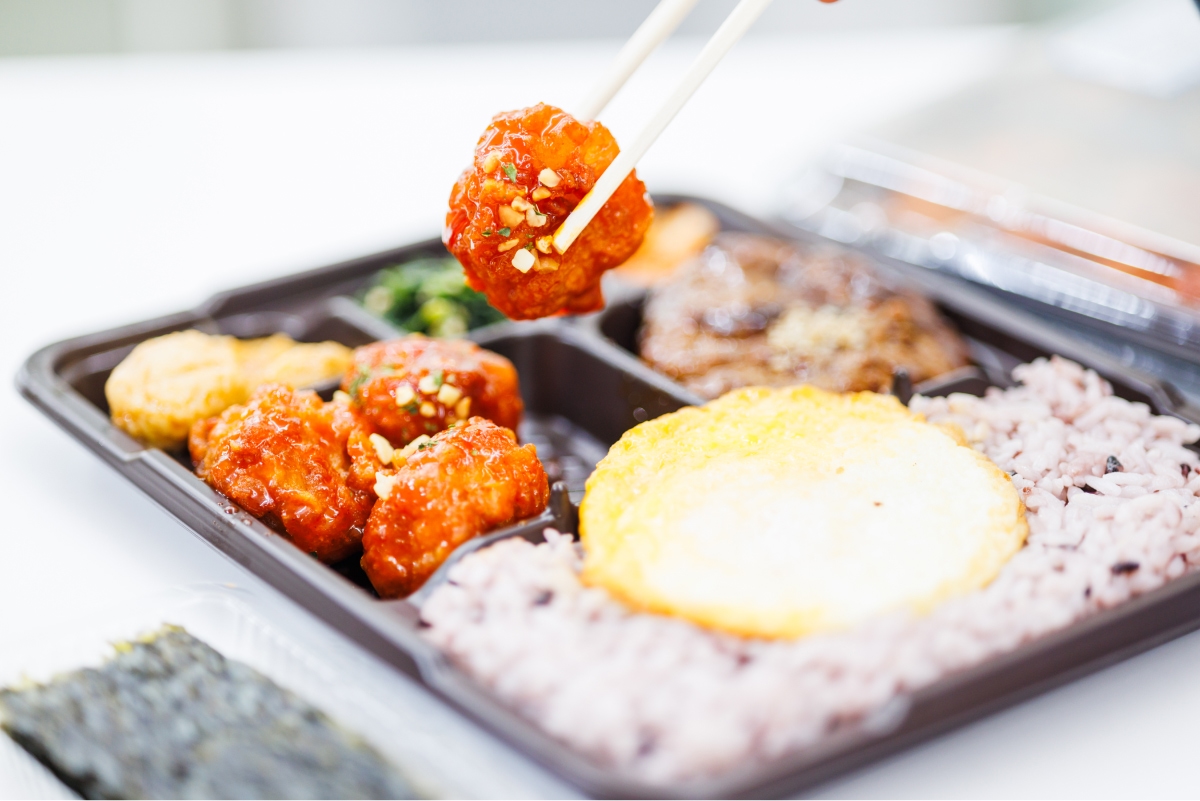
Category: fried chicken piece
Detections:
[
  {"x1": 362, "y1": 418, "x2": 549, "y2": 598},
  {"x1": 343, "y1": 337, "x2": 523, "y2": 447},
  {"x1": 190, "y1": 385, "x2": 375, "y2": 563},
  {"x1": 444, "y1": 103, "x2": 654, "y2": 319}
]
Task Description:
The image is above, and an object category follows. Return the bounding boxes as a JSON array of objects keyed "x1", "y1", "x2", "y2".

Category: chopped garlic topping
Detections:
[
  {"x1": 332, "y1": 390, "x2": 351, "y2": 405},
  {"x1": 510, "y1": 196, "x2": 533, "y2": 213},
  {"x1": 419, "y1": 401, "x2": 436, "y2": 417},
  {"x1": 481, "y1": 152, "x2": 499, "y2": 173},
  {"x1": 531, "y1": 187, "x2": 551, "y2": 201},
  {"x1": 374, "y1": 471, "x2": 399, "y2": 500},
  {"x1": 535, "y1": 236, "x2": 553, "y2": 254},
  {"x1": 417, "y1": 375, "x2": 439, "y2": 394},
  {"x1": 396, "y1": 434, "x2": 432, "y2": 462},
  {"x1": 368, "y1": 433, "x2": 394, "y2": 465},
  {"x1": 535, "y1": 257, "x2": 559, "y2": 272},
  {"x1": 538, "y1": 168, "x2": 561, "y2": 187},
  {"x1": 512, "y1": 248, "x2": 536, "y2": 273},
  {"x1": 497, "y1": 204, "x2": 524, "y2": 228},
  {"x1": 437, "y1": 383, "x2": 462, "y2": 406},
  {"x1": 455, "y1": 397, "x2": 472, "y2": 419},
  {"x1": 526, "y1": 208, "x2": 548, "y2": 227},
  {"x1": 497, "y1": 239, "x2": 520, "y2": 252},
  {"x1": 393, "y1": 384, "x2": 415, "y2": 406}
]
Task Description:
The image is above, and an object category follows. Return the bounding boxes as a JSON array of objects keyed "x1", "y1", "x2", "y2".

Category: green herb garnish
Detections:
[
  {"x1": 348, "y1": 365, "x2": 395, "y2": 400},
  {"x1": 358, "y1": 256, "x2": 506, "y2": 337},
  {"x1": 482, "y1": 229, "x2": 493, "y2": 237},
  {"x1": 498, "y1": 227, "x2": 511, "y2": 237},
  {"x1": 347, "y1": 366, "x2": 371, "y2": 400},
  {"x1": 430, "y1": 369, "x2": 444, "y2": 389},
  {"x1": 502, "y1": 163, "x2": 517, "y2": 181}
]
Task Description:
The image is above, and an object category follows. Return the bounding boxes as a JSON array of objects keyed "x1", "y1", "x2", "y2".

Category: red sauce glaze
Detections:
[
  {"x1": 361, "y1": 417, "x2": 550, "y2": 598},
  {"x1": 444, "y1": 103, "x2": 654, "y2": 320},
  {"x1": 190, "y1": 385, "x2": 375, "y2": 564},
  {"x1": 342, "y1": 337, "x2": 523, "y2": 446}
]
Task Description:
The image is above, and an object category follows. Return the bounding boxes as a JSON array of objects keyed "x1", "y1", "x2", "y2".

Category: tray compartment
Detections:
[
  {"x1": 19, "y1": 300, "x2": 681, "y2": 600},
  {"x1": 17, "y1": 196, "x2": 1200, "y2": 798},
  {"x1": 586, "y1": 213, "x2": 1200, "y2": 419}
]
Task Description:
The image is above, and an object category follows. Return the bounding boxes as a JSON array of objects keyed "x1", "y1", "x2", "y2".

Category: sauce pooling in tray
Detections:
[{"x1": 444, "y1": 103, "x2": 654, "y2": 320}]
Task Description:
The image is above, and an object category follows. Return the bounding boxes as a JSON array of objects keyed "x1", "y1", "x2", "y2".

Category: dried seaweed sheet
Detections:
[{"x1": 0, "y1": 627, "x2": 413, "y2": 799}]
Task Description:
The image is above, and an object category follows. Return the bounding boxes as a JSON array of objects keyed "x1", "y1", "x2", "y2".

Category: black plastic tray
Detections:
[{"x1": 17, "y1": 196, "x2": 1200, "y2": 798}]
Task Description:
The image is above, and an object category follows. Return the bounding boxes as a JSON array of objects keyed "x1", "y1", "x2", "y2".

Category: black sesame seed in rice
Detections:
[
  {"x1": 1111, "y1": 561, "x2": 1140, "y2": 575},
  {"x1": 1106, "y1": 455, "x2": 1123, "y2": 474}
]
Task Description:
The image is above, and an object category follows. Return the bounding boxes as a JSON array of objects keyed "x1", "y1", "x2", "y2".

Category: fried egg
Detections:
[{"x1": 579, "y1": 386, "x2": 1027, "y2": 639}]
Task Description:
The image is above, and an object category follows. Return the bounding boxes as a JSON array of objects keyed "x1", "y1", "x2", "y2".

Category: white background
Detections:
[{"x1": 4, "y1": 26, "x2": 1200, "y2": 798}]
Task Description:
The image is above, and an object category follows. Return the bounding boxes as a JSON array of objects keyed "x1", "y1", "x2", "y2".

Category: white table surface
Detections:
[{"x1": 4, "y1": 27, "x2": 1200, "y2": 798}]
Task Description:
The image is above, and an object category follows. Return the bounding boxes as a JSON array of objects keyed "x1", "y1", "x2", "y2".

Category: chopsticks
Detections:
[
  {"x1": 575, "y1": 0, "x2": 701, "y2": 121},
  {"x1": 554, "y1": 0, "x2": 776, "y2": 255}
]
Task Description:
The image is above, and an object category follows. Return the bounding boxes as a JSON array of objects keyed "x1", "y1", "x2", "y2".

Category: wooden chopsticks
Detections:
[
  {"x1": 575, "y1": 0, "x2": 701, "y2": 122},
  {"x1": 554, "y1": 0, "x2": 777, "y2": 255}
]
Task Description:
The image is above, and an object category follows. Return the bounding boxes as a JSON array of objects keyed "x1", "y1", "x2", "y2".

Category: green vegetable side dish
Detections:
[{"x1": 361, "y1": 256, "x2": 506, "y2": 338}]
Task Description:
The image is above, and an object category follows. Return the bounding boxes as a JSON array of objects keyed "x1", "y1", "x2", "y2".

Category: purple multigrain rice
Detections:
[{"x1": 419, "y1": 357, "x2": 1200, "y2": 784}]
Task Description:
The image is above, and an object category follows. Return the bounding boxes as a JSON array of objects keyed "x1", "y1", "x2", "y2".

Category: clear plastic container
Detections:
[
  {"x1": 0, "y1": 583, "x2": 577, "y2": 799},
  {"x1": 779, "y1": 141, "x2": 1200, "y2": 379}
]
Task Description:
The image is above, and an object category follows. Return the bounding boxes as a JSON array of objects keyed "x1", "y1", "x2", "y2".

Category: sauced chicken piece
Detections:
[
  {"x1": 444, "y1": 103, "x2": 654, "y2": 319},
  {"x1": 190, "y1": 385, "x2": 376, "y2": 564},
  {"x1": 640, "y1": 234, "x2": 971, "y2": 399},
  {"x1": 342, "y1": 337, "x2": 523, "y2": 447},
  {"x1": 362, "y1": 418, "x2": 549, "y2": 598}
]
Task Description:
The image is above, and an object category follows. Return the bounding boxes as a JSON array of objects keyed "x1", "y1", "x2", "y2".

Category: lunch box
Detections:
[{"x1": 17, "y1": 195, "x2": 1200, "y2": 798}]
